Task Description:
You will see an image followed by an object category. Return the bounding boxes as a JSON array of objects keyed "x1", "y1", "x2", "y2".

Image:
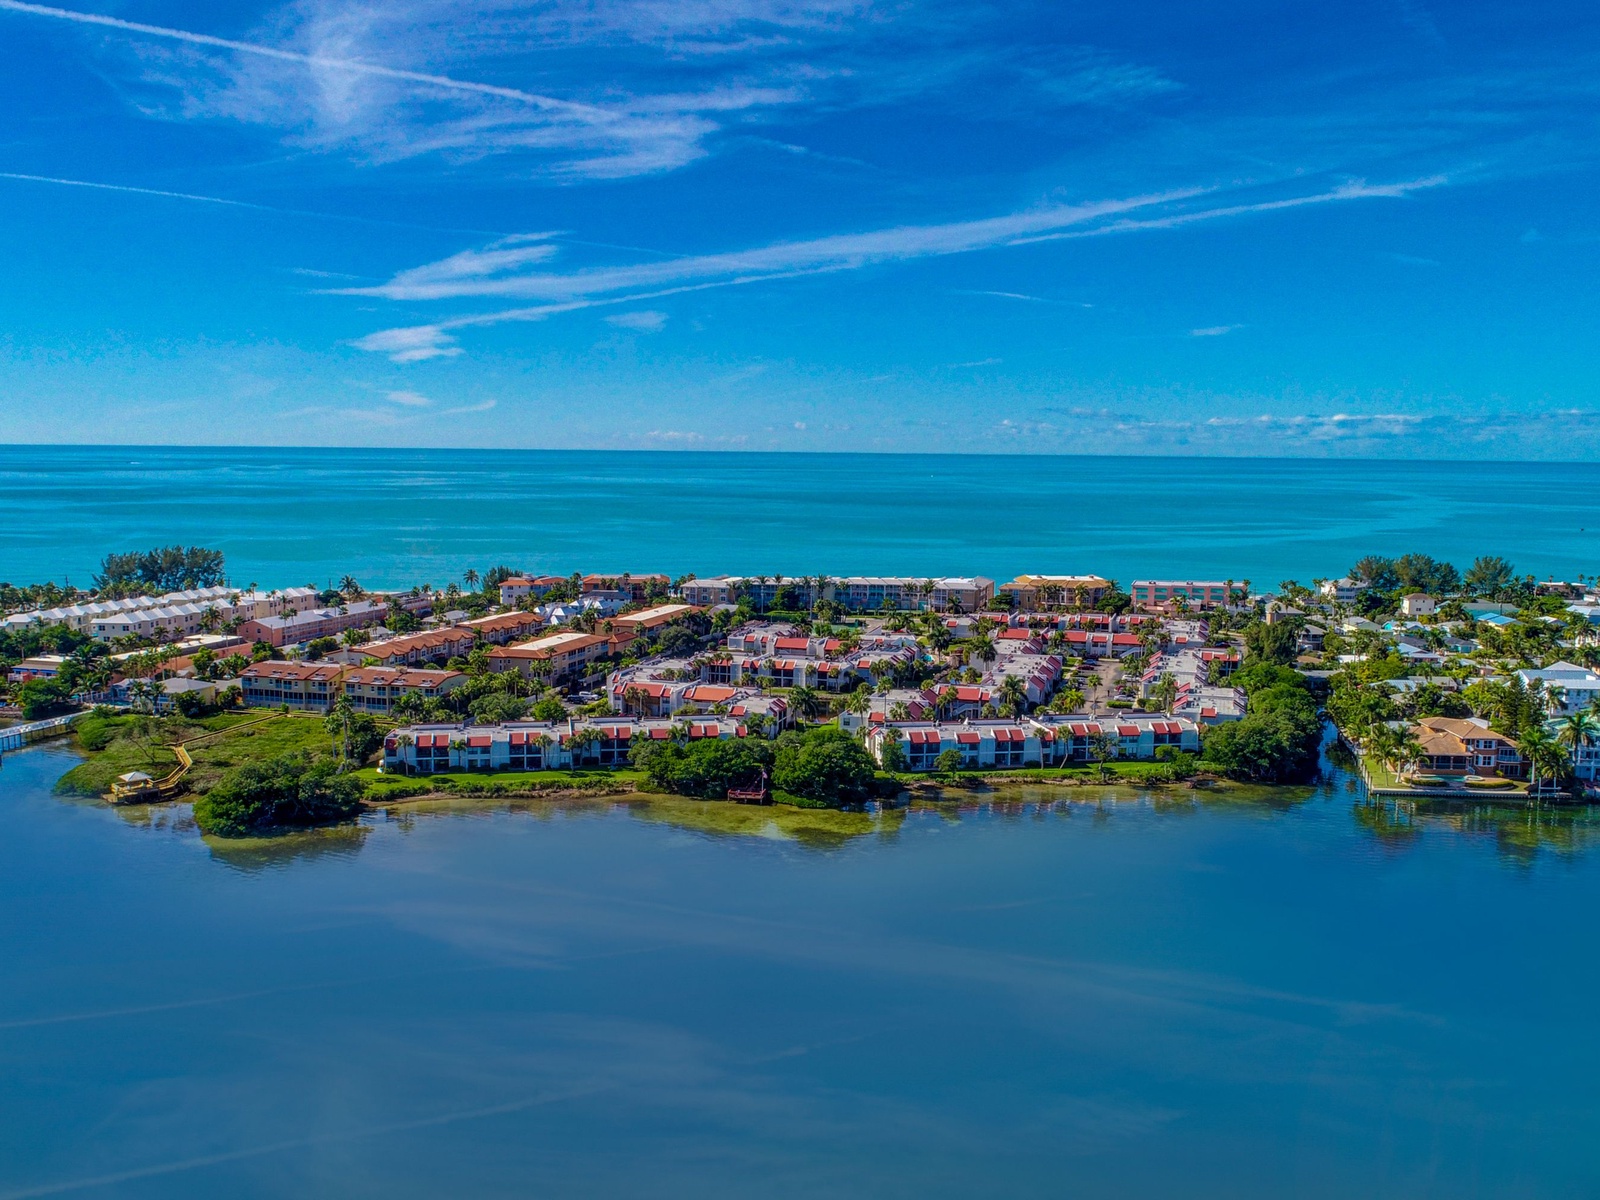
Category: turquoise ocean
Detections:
[{"x1": 1, "y1": 445, "x2": 1596, "y2": 588}]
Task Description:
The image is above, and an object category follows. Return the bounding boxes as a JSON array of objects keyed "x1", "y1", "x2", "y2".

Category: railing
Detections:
[{"x1": 0, "y1": 711, "x2": 84, "y2": 755}]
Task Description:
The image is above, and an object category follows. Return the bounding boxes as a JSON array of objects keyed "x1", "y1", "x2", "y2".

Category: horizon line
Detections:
[{"x1": 0, "y1": 442, "x2": 1594, "y2": 468}]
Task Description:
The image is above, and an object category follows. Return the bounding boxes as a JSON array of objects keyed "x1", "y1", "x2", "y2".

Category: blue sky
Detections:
[{"x1": 0, "y1": 0, "x2": 1596, "y2": 456}]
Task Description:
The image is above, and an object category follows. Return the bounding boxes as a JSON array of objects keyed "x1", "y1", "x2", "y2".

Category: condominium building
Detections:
[
  {"x1": 998, "y1": 575, "x2": 1113, "y2": 611},
  {"x1": 382, "y1": 715, "x2": 767, "y2": 775},
  {"x1": 341, "y1": 667, "x2": 466, "y2": 714},
  {"x1": 3, "y1": 585, "x2": 322, "y2": 641},
  {"x1": 240, "y1": 661, "x2": 346, "y2": 711},
  {"x1": 610, "y1": 603, "x2": 698, "y2": 635},
  {"x1": 498, "y1": 576, "x2": 566, "y2": 606},
  {"x1": 581, "y1": 574, "x2": 671, "y2": 602},
  {"x1": 834, "y1": 576, "x2": 995, "y2": 613},
  {"x1": 862, "y1": 714, "x2": 1201, "y2": 772},
  {"x1": 1130, "y1": 581, "x2": 1243, "y2": 611},
  {"x1": 488, "y1": 631, "x2": 616, "y2": 684},
  {"x1": 457, "y1": 610, "x2": 546, "y2": 645},
  {"x1": 237, "y1": 599, "x2": 389, "y2": 648}
]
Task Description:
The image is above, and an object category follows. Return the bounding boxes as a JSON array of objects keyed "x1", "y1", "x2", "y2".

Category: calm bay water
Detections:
[
  {"x1": 1, "y1": 445, "x2": 1597, "y2": 589},
  {"x1": 2, "y1": 743, "x2": 1599, "y2": 1198}
]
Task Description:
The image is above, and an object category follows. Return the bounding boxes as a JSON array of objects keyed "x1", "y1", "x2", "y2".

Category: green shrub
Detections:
[{"x1": 193, "y1": 752, "x2": 363, "y2": 838}]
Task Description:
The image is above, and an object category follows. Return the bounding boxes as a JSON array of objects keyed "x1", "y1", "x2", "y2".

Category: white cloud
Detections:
[
  {"x1": 350, "y1": 175, "x2": 1444, "y2": 360},
  {"x1": 383, "y1": 389, "x2": 432, "y2": 407},
  {"x1": 637, "y1": 429, "x2": 706, "y2": 442},
  {"x1": 441, "y1": 398, "x2": 497, "y2": 415},
  {"x1": 1189, "y1": 324, "x2": 1241, "y2": 337},
  {"x1": 342, "y1": 187, "x2": 1204, "y2": 303},
  {"x1": 349, "y1": 324, "x2": 461, "y2": 363},
  {"x1": 604, "y1": 309, "x2": 669, "y2": 332}
]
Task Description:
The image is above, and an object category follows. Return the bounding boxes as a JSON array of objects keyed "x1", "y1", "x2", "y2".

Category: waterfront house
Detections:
[
  {"x1": 3, "y1": 585, "x2": 319, "y2": 639},
  {"x1": 240, "y1": 661, "x2": 346, "y2": 711},
  {"x1": 1411, "y1": 716, "x2": 1526, "y2": 779}
]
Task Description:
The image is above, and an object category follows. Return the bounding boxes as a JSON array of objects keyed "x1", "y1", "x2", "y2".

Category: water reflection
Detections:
[
  {"x1": 202, "y1": 823, "x2": 371, "y2": 872},
  {"x1": 1355, "y1": 795, "x2": 1600, "y2": 865}
]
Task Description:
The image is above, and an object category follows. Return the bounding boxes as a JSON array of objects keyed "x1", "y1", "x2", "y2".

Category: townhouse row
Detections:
[
  {"x1": 864, "y1": 715, "x2": 1202, "y2": 771},
  {"x1": 382, "y1": 715, "x2": 766, "y2": 775},
  {"x1": 677, "y1": 576, "x2": 997, "y2": 612},
  {"x1": 3, "y1": 585, "x2": 321, "y2": 639},
  {"x1": 498, "y1": 573, "x2": 671, "y2": 605},
  {"x1": 375, "y1": 712, "x2": 1204, "y2": 778},
  {"x1": 239, "y1": 661, "x2": 465, "y2": 714}
]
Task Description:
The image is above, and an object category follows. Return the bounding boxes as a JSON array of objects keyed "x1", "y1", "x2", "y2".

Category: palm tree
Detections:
[
  {"x1": 1559, "y1": 711, "x2": 1598, "y2": 755},
  {"x1": 844, "y1": 686, "x2": 872, "y2": 717},
  {"x1": 1052, "y1": 687, "x2": 1085, "y2": 714},
  {"x1": 789, "y1": 685, "x2": 823, "y2": 722},
  {"x1": 325, "y1": 695, "x2": 357, "y2": 767},
  {"x1": 1518, "y1": 724, "x2": 1559, "y2": 794},
  {"x1": 998, "y1": 676, "x2": 1027, "y2": 717},
  {"x1": 1152, "y1": 672, "x2": 1178, "y2": 714},
  {"x1": 971, "y1": 635, "x2": 998, "y2": 667},
  {"x1": 463, "y1": 569, "x2": 480, "y2": 592},
  {"x1": 339, "y1": 575, "x2": 362, "y2": 599}
]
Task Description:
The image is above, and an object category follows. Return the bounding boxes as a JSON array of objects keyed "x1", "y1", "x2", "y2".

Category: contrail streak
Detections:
[
  {"x1": 0, "y1": 0, "x2": 610, "y2": 121},
  {"x1": 0, "y1": 171, "x2": 268, "y2": 209},
  {"x1": 0, "y1": 1082, "x2": 614, "y2": 1198},
  {"x1": 0, "y1": 171, "x2": 508, "y2": 234}
]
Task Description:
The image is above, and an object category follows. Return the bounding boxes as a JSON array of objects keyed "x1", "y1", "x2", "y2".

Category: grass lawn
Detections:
[
  {"x1": 54, "y1": 710, "x2": 337, "y2": 797},
  {"x1": 1357, "y1": 750, "x2": 1527, "y2": 796},
  {"x1": 183, "y1": 714, "x2": 337, "y2": 792}
]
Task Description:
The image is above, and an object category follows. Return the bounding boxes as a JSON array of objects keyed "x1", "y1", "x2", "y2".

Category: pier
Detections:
[{"x1": 0, "y1": 712, "x2": 83, "y2": 758}]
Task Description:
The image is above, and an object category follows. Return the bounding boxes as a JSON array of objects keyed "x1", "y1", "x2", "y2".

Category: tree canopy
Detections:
[
  {"x1": 94, "y1": 546, "x2": 225, "y2": 593},
  {"x1": 192, "y1": 752, "x2": 364, "y2": 838}
]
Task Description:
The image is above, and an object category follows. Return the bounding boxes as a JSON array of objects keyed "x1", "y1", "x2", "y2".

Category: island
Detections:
[{"x1": 5, "y1": 546, "x2": 1597, "y2": 837}]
